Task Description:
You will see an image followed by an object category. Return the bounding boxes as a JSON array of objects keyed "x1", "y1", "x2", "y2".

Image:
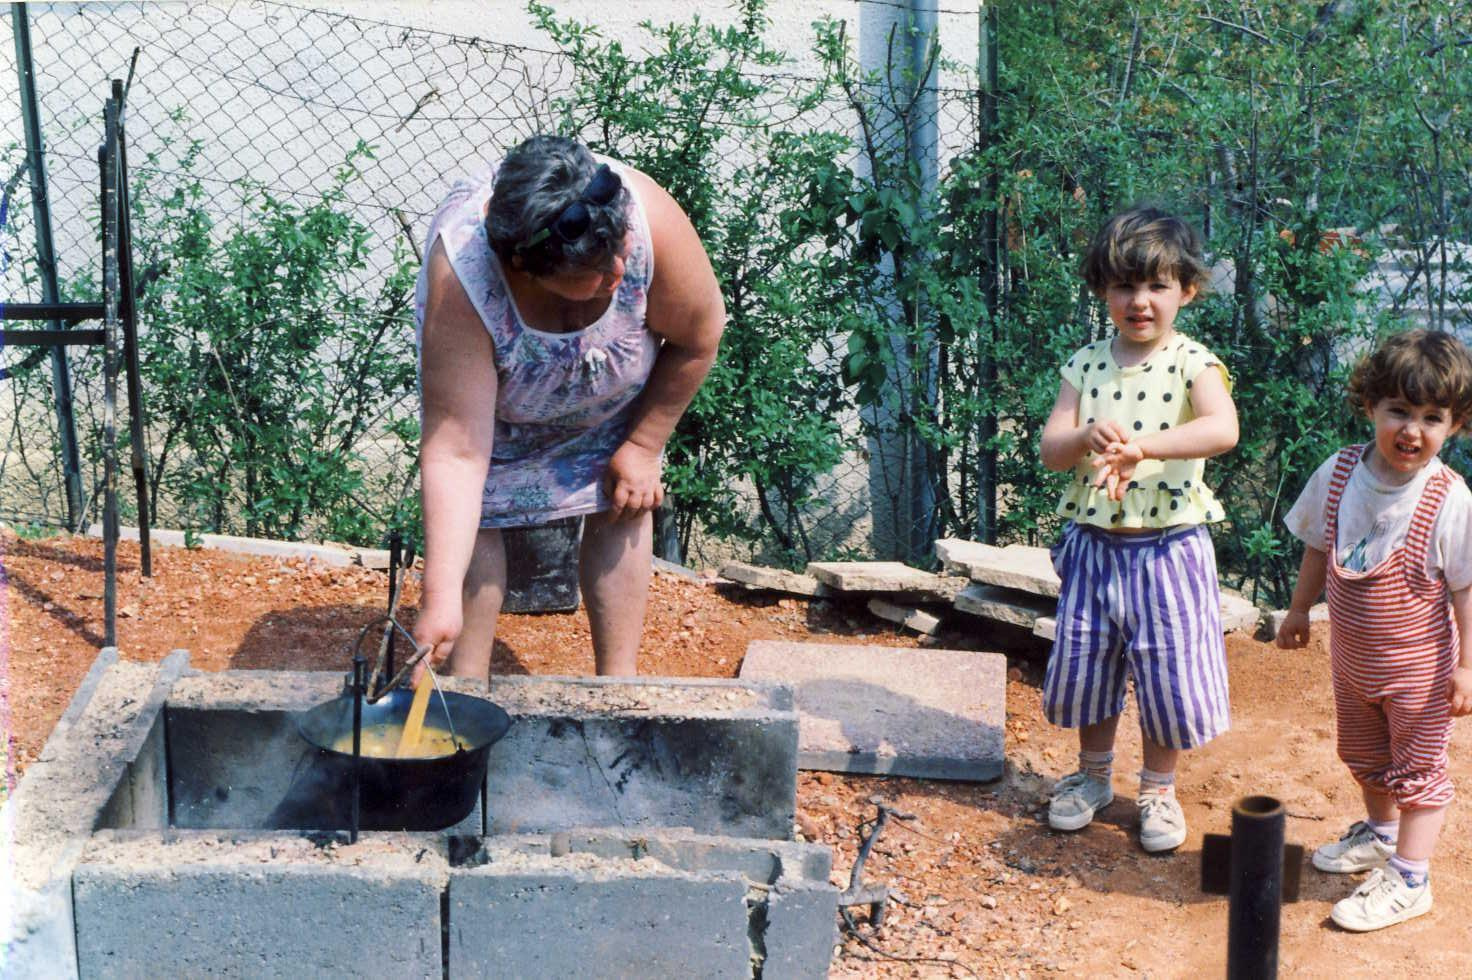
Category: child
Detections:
[
  {"x1": 1277, "y1": 329, "x2": 1472, "y2": 932},
  {"x1": 1039, "y1": 206, "x2": 1239, "y2": 853}
]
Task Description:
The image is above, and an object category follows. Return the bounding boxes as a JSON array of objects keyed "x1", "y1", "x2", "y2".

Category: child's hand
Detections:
[
  {"x1": 1275, "y1": 610, "x2": 1311, "y2": 649},
  {"x1": 1083, "y1": 419, "x2": 1129, "y2": 455},
  {"x1": 1091, "y1": 441, "x2": 1145, "y2": 501},
  {"x1": 1449, "y1": 666, "x2": 1472, "y2": 716}
]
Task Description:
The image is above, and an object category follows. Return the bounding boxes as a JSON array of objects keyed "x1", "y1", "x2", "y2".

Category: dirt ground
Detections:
[{"x1": 4, "y1": 528, "x2": 1471, "y2": 978}]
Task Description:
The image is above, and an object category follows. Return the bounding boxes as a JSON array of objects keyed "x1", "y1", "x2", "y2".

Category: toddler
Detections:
[
  {"x1": 1039, "y1": 206, "x2": 1239, "y2": 852},
  {"x1": 1277, "y1": 329, "x2": 1472, "y2": 931}
]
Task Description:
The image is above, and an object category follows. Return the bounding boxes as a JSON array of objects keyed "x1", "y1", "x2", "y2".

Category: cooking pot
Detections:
[{"x1": 277, "y1": 687, "x2": 512, "y2": 832}]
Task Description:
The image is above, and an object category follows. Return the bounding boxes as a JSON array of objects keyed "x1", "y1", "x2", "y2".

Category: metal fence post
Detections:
[{"x1": 12, "y1": 1, "x2": 85, "y2": 529}]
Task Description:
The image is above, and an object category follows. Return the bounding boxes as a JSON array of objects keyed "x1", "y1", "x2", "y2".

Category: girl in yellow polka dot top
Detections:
[{"x1": 1036, "y1": 206, "x2": 1239, "y2": 855}]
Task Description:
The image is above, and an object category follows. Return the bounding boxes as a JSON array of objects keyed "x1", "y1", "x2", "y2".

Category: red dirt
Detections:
[{"x1": 3, "y1": 529, "x2": 1470, "y2": 977}]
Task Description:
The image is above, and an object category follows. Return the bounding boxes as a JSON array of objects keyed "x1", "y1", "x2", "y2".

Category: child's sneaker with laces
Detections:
[
  {"x1": 1330, "y1": 867, "x2": 1432, "y2": 932},
  {"x1": 1048, "y1": 771, "x2": 1114, "y2": 831},
  {"x1": 1312, "y1": 821, "x2": 1396, "y2": 873},
  {"x1": 1136, "y1": 785, "x2": 1187, "y2": 853}
]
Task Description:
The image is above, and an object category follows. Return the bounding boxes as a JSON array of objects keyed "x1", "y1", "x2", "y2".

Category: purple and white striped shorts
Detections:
[{"x1": 1043, "y1": 522, "x2": 1231, "y2": 750}]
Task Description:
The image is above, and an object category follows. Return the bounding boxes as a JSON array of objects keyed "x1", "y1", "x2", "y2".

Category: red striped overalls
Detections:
[{"x1": 1325, "y1": 445, "x2": 1459, "y2": 809}]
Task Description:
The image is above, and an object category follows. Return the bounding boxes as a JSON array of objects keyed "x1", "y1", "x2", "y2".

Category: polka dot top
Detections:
[{"x1": 1056, "y1": 333, "x2": 1231, "y2": 529}]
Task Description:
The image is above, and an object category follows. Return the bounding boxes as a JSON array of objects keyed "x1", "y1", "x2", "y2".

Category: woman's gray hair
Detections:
[{"x1": 485, "y1": 135, "x2": 630, "y2": 277}]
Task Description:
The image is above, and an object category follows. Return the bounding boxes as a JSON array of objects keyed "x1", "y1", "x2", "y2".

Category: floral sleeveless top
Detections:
[{"x1": 414, "y1": 159, "x2": 659, "y2": 528}]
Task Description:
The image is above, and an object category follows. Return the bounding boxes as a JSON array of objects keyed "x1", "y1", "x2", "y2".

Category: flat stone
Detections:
[
  {"x1": 953, "y1": 583, "x2": 1055, "y2": 629},
  {"x1": 1219, "y1": 591, "x2": 1261, "y2": 634},
  {"x1": 945, "y1": 543, "x2": 1061, "y2": 598},
  {"x1": 866, "y1": 598, "x2": 943, "y2": 636},
  {"x1": 739, "y1": 640, "x2": 1005, "y2": 782},
  {"x1": 934, "y1": 538, "x2": 1008, "y2": 575},
  {"x1": 1033, "y1": 616, "x2": 1057, "y2": 642},
  {"x1": 805, "y1": 561, "x2": 962, "y2": 601},
  {"x1": 86, "y1": 524, "x2": 359, "y2": 566},
  {"x1": 720, "y1": 561, "x2": 831, "y2": 597}
]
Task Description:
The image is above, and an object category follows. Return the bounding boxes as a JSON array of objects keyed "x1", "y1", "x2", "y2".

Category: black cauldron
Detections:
[{"x1": 275, "y1": 687, "x2": 512, "y2": 832}]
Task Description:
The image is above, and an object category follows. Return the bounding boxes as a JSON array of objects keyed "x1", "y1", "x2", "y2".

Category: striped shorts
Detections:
[{"x1": 1043, "y1": 522, "x2": 1231, "y2": 750}]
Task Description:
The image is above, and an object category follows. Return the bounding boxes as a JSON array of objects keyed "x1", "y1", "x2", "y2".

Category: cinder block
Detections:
[
  {"x1": 763, "y1": 880, "x2": 839, "y2": 979},
  {"x1": 3, "y1": 650, "x2": 187, "y2": 978},
  {"x1": 486, "y1": 676, "x2": 799, "y2": 839},
  {"x1": 74, "y1": 831, "x2": 445, "y2": 979},
  {"x1": 449, "y1": 850, "x2": 752, "y2": 978}
]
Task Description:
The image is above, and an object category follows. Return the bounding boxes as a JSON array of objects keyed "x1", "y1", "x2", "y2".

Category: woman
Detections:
[{"x1": 412, "y1": 135, "x2": 724, "y2": 679}]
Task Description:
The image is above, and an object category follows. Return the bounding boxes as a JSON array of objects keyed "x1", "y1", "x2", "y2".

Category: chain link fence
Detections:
[
  {"x1": 4, "y1": 2, "x2": 1469, "y2": 584},
  {"x1": 0, "y1": 0, "x2": 983, "y2": 565}
]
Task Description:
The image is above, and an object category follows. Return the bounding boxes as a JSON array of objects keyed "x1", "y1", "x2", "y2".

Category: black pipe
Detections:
[
  {"x1": 350, "y1": 656, "x2": 365, "y2": 844},
  {"x1": 1228, "y1": 795, "x2": 1285, "y2": 980}
]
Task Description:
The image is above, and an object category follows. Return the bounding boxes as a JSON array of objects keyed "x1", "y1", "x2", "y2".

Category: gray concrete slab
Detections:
[
  {"x1": 449, "y1": 847, "x2": 753, "y2": 979},
  {"x1": 805, "y1": 561, "x2": 962, "y2": 601},
  {"x1": 867, "y1": 598, "x2": 943, "y2": 635},
  {"x1": 74, "y1": 830, "x2": 445, "y2": 979},
  {"x1": 948, "y1": 543, "x2": 1062, "y2": 598},
  {"x1": 1220, "y1": 590, "x2": 1262, "y2": 634},
  {"x1": 739, "y1": 641, "x2": 1006, "y2": 782},
  {"x1": 721, "y1": 561, "x2": 832, "y2": 597},
  {"x1": 953, "y1": 583, "x2": 1056, "y2": 629}
]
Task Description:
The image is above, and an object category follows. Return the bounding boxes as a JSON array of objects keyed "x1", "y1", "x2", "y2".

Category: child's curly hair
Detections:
[
  {"x1": 1348, "y1": 329, "x2": 1472, "y2": 424},
  {"x1": 1080, "y1": 206, "x2": 1210, "y2": 294}
]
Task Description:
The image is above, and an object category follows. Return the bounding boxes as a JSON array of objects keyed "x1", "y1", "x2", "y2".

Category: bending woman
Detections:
[{"x1": 412, "y1": 135, "x2": 724, "y2": 679}]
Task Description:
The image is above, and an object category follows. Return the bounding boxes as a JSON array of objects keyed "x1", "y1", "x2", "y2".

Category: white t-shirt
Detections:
[{"x1": 1284, "y1": 451, "x2": 1472, "y2": 590}]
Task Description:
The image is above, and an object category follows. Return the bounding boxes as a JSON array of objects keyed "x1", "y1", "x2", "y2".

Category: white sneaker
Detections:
[
  {"x1": 1048, "y1": 771, "x2": 1114, "y2": 831},
  {"x1": 1312, "y1": 821, "x2": 1396, "y2": 873},
  {"x1": 1137, "y1": 785, "x2": 1187, "y2": 853},
  {"x1": 1330, "y1": 867, "x2": 1432, "y2": 932}
]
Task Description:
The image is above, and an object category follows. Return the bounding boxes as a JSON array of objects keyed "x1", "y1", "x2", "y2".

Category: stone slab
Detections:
[
  {"x1": 86, "y1": 523, "x2": 361, "y2": 566},
  {"x1": 74, "y1": 831, "x2": 445, "y2": 978},
  {"x1": 721, "y1": 561, "x2": 831, "y2": 597},
  {"x1": 806, "y1": 561, "x2": 963, "y2": 602},
  {"x1": 953, "y1": 583, "x2": 1055, "y2": 629},
  {"x1": 1219, "y1": 591, "x2": 1261, "y2": 634},
  {"x1": 943, "y1": 542, "x2": 1061, "y2": 598},
  {"x1": 1033, "y1": 616, "x2": 1057, "y2": 642},
  {"x1": 866, "y1": 598, "x2": 943, "y2": 635},
  {"x1": 934, "y1": 537, "x2": 1008, "y2": 575},
  {"x1": 502, "y1": 516, "x2": 582, "y2": 613},
  {"x1": 449, "y1": 848, "x2": 753, "y2": 979},
  {"x1": 739, "y1": 641, "x2": 1005, "y2": 782}
]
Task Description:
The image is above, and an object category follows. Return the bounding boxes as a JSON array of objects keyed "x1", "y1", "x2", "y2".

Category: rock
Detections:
[{"x1": 719, "y1": 561, "x2": 831, "y2": 597}]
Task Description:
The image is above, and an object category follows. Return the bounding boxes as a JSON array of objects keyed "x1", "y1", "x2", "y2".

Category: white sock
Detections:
[
  {"x1": 1139, "y1": 767, "x2": 1175, "y2": 794},
  {"x1": 1366, "y1": 817, "x2": 1399, "y2": 843},
  {"x1": 1079, "y1": 750, "x2": 1113, "y2": 783}
]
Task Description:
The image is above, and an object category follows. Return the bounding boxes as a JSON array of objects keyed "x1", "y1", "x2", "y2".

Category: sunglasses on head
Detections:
[{"x1": 516, "y1": 164, "x2": 623, "y2": 255}]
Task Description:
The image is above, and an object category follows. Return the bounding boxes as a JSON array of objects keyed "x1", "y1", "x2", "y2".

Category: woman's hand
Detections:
[
  {"x1": 410, "y1": 597, "x2": 460, "y2": 683},
  {"x1": 605, "y1": 440, "x2": 664, "y2": 520},
  {"x1": 1091, "y1": 440, "x2": 1145, "y2": 501}
]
